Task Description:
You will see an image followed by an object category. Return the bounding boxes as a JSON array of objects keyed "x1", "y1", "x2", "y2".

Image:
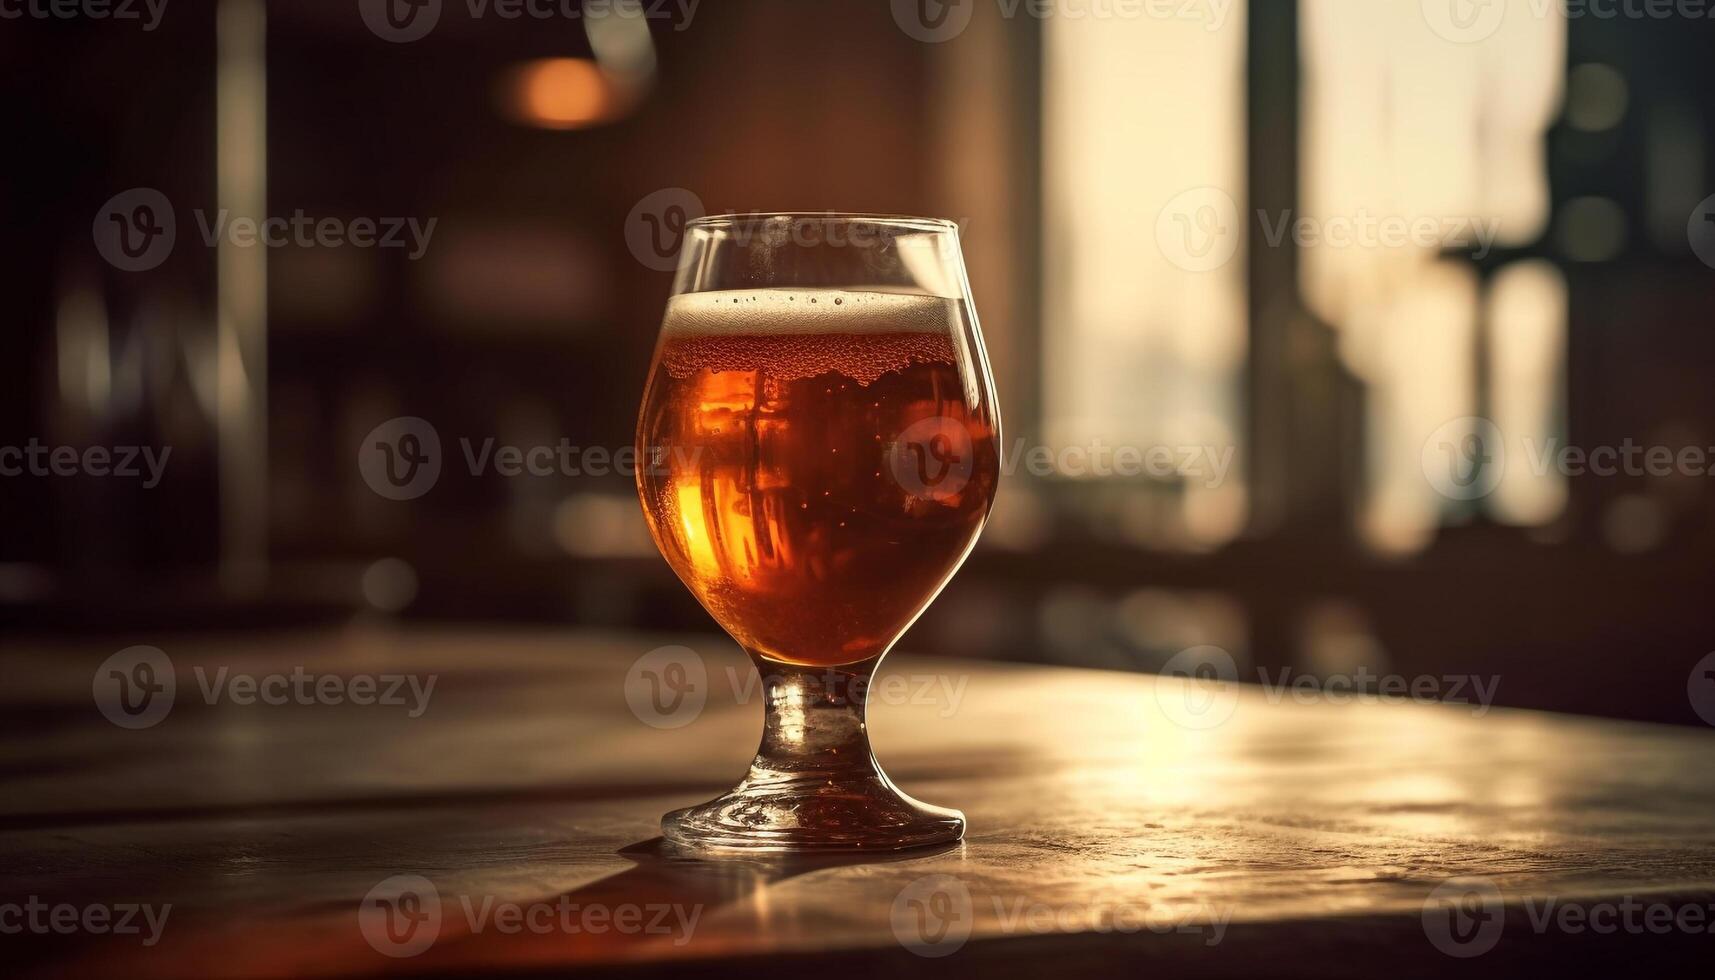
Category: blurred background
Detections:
[{"x1": 3, "y1": 0, "x2": 1713, "y2": 724}]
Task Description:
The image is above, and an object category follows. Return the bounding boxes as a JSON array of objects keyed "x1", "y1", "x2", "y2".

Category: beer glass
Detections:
[{"x1": 636, "y1": 214, "x2": 1001, "y2": 851}]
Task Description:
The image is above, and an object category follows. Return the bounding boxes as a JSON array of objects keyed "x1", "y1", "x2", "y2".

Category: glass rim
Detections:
[{"x1": 685, "y1": 212, "x2": 959, "y2": 234}]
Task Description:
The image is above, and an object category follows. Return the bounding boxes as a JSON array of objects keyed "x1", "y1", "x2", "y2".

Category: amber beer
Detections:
[{"x1": 637, "y1": 288, "x2": 999, "y2": 667}]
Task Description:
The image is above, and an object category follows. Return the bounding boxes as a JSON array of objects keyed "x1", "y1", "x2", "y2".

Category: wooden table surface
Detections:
[{"x1": 3, "y1": 626, "x2": 1713, "y2": 977}]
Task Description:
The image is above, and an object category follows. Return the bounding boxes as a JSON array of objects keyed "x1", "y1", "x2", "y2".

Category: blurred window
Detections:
[
  {"x1": 1041, "y1": 4, "x2": 1249, "y2": 551},
  {"x1": 1302, "y1": 0, "x2": 1567, "y2": 551}
]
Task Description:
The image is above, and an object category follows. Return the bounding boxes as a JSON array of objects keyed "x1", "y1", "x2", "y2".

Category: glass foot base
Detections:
[
  {"x1": 664, "y1": 656, "x2": 963, "y2": 853},
  {"x1": 662, "y1": 770, "x2": 964, "y2": 853}
]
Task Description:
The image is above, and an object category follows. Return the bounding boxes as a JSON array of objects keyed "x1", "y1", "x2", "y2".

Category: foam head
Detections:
[
  {"x1": 661, "y1": 289, "x2": 959, "y2": 337},
  {"x1": 657, "y1": 289, "x2": 962, "y2": 384}
]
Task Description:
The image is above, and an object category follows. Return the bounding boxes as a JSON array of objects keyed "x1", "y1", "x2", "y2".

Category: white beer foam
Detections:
[{"x1": 662, "y1": 289, "x2": 955, "y2": 336}]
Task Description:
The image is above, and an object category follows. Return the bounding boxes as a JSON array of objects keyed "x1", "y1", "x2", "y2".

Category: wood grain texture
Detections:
[{"x1": 3, "y1": 626, "x2": 1713, "y2": 977}]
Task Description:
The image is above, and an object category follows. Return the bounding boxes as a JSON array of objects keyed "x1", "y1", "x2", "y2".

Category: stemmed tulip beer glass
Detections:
[{"x1": 635, "y1": 214, "x2": 1001, "y2": 851}]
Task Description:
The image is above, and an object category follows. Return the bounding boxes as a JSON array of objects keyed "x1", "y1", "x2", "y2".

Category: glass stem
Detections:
[
  {"x1": 659, "y1": 651, "x2": 962, "y2": 850},
  {"x1": 747, "y1": 656, "x2": 881, "y2": 785}
]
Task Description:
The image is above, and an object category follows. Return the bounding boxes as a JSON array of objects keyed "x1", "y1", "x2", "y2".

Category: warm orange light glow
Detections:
[
  {"x1": 499, "y1": 58, "x2": 623, "y2": 130},
  {"x1": 674, "y1": 481, "x2": 721, "y2": 580}
]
